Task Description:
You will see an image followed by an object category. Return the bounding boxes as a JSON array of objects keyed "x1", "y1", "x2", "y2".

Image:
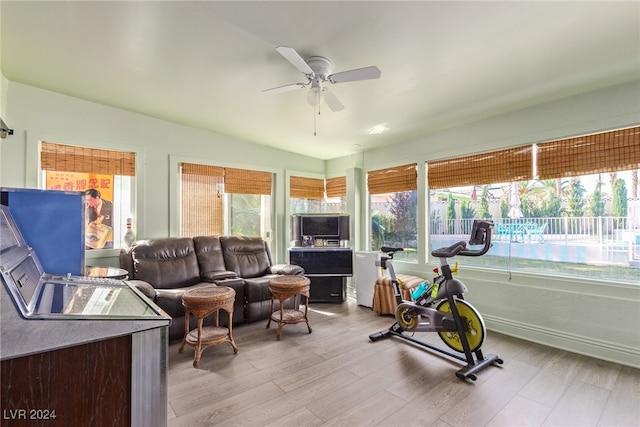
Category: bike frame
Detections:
[{"x1": 369, "y1": 220, "x2": 502, "y2": 381}]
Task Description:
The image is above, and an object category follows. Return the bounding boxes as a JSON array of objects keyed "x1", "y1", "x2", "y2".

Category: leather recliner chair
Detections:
[{"x1": 120, "y1": 235, "x2": 304, "y2": 341}]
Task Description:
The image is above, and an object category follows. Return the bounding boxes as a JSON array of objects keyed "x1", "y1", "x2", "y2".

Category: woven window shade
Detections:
[
  {"x1": 224, "y1": 167, "x2": 272, "y2": 195},
  {"x1": 180, "y1": 163, "x2": 223, "y2": 236},
  {"x1": 367, "y1": 163, "x2": 417, "y2": 194},
  {"x1": 428, "y1": 146, "x2": 532, "y2": 189},
  {"x1": 290, "y1": 176, "x2": 325, "y2": 199},
  {"x1": 537, "y1": 126, "x2": 640, "y2": 180},
  {"x1": 181, "y1": 162, "x2": 224, "y2": 178},
  {"x1": 41, "y1": 141, "x2": 135, "y2": 176},
  {"x1": 326, "y1": 176, "x2": 347, "y2": 198}
]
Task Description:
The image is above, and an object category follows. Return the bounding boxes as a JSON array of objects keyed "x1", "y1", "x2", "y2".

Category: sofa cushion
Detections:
[
  {"x1": 154, "y1": 282, "x2": 219, "y2": 318},
  {"x1": 130, "y1": 237, "x2": 201, "y2": 289},
  {"x1": 193, "y1": 236, "x2": 237, "y2": 281},
  {"x1": 244, "y1": 275, "x2": 277, "y2": 303},
  {"x1": 127, "y1": 279, "x2": 157, "y2": 301},
  {"x1": 220, "y1": 236, "x2": 272, "y2": 278},
  {"x1": 270, "y1": 264, "x2": 305, "y2": 275}
]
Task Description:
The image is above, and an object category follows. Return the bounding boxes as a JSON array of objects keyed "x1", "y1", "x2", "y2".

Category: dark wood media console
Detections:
[{"x1": 288, "y1": 247, "x2": 353, "y2": 303}]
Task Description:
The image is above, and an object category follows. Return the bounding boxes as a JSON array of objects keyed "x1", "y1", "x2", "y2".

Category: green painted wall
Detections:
[{"x1": 2, "y1": 75, "x2": 639, "y2": 367}]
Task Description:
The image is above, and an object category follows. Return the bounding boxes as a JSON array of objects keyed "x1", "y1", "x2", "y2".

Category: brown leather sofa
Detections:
[{"x1": 120, "y1": 235, "x2": 304, "y2": 341}]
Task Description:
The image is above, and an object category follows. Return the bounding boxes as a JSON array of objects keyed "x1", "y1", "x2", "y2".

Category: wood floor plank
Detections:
[
  {"x1": 597, "y1": 365, "x2": 640, "y2": 427},
  {"x1": 486, "y1": 395, "x2": 552, "y2": 427},
  {"x1": 377, "y1": 368, "x2": 479, "y2": 426},
  {"x1": 168, "y1": 381, "x2": 284, "y2": 427},
  {"x1": 305, "y1": 356, "x2": 416, "y2": 421},
  {"x1": 518, "y1": 349, "x2": 587, "y2": 407},
  {"x1": 321, "y1": 390, "x2": 407, "y2": 426},
  {"x1": 542, "y1": 380, "x2": 610, "y2": 427},
  {"x1": 224, "y1": 368, "x2": 361, "y2": 426},
  {"x1": 439, "y1": 359, "x2": 539, "y2": 427},
  {"x1": 264, "y1": 407, "x2": 324, "y2": 427},
  {"x1": 165, "y1": 298, "x2": 640, "y2": 427},
  {"x1": 575, "y1": 357, "x2": 622, "y2": 390}
]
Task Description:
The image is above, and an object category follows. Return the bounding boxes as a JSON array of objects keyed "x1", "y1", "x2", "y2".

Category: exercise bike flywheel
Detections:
[
  {"x1": 436, "y1": 299, "x2": 486, "y2": 353},
  {"x1": 396, "y1": 303, "x2": 419, "y2": 331}
]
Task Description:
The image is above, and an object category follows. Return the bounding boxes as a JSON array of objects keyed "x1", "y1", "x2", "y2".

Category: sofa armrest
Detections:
[
  {"x1": 127, "y1": 279, "x2": 157, "y2": 301},
  {"x1": 270, "y1": 264, "x2": 305, "y2": 275},
  {"x1": 119, "y1": 247, "x2": 135, "y2": 278},
  {"x1": 201, "y1": 271, "x2": 238, "y2": 283}
]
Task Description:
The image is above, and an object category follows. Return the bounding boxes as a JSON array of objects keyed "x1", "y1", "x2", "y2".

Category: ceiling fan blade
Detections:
[
  {"x1": 328, "y1": 66, "x2": 381, "y2": 84},
  {"x1": 323, "y1": 89, "x2": 345, "y2": 112},
  {"x1": 262, "y1": 82, "x2": 306, "y2": 94},
  {"x1": 276, "y1": 46, "x2": 314, "y2": 76}
]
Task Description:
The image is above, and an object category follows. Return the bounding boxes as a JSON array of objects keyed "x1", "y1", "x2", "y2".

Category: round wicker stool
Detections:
[
  {"x1": 179, "y1": 286, "x2": 238, "y2": 367},
  {"x1": 266, "y1": 275, "x2": 312, "y2": 340}
]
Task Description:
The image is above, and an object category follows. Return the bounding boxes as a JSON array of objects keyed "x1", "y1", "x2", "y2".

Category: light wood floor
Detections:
[{"x1": 167, "y1": 298, "x2": 640, "y2": 427}]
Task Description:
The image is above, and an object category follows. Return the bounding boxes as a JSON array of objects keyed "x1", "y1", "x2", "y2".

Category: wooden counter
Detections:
[{"x1": 0, "y1": 283, "x2": 171, "y2": 427}]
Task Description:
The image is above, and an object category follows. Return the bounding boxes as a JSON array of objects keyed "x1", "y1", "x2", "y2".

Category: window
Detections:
[
  {"x1": 289, "y1": 175, "x2": 347, "y2": 214},
  {"x1": 368, "y1": 164, "x2": 418, "y2": 262},
  {"x1": 40, "y1": 141, "x2": 135, "y2": 250},
  {"x1": 427, "y1": 127, "x2": 640, "y2": 284},
  {"x1": 180, "y1": 163, "x2": 272, "y2": 239}
]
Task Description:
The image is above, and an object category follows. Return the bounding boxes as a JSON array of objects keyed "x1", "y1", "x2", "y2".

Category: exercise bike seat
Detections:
[
  {"x1": 381, "y1": 246, "x2": 404, "y2": 255},
  {"x1": 432, "y1": 241, "x2": 467, "y2": 258}
]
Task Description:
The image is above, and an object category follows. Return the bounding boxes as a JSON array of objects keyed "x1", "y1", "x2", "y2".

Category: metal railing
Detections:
[{"x1": 431, "y1": 216, "x2": 637, "y2": 245}]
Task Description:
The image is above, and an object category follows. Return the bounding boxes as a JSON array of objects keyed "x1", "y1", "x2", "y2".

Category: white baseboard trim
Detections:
[{"x1": 484, "y1": 315, "x2": 640, "y2": 369}]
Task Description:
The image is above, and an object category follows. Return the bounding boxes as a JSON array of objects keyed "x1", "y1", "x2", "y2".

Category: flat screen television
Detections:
[
  {"x1": 301, "y1": 215, "x2": 340, "y2": 238},
  {"x1": 291, "y1": 214, "x2": 350, "y2": 245}
]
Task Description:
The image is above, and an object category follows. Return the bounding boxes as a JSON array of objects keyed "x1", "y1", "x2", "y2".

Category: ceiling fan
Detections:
[{"x1": 263, "y1": 46, "x2": 381, "y2": 112}]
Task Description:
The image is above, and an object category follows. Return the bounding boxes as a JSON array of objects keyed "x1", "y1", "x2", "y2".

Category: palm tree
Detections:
[
  {"x1": 371, "y1": 213, "x2": 386, "y2": 249},
  {"x1": 609, "y1": 172, "x2": 618, "y2": 195},
  {"x1": 477, "y1": 185, "x2": 492, "y2": 219},
  {"x1": 446, "y1": 193, "x2": 456, "y2": 234},
  {"x1": 611, "y1": 178, "x2": 628, "y2": 229}
]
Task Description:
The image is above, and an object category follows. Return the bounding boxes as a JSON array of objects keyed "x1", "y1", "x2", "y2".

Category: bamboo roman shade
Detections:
[
  {"x1": 181, "y1": 164, "x2": 223, "y2": 236},
  {"x1": 427, "y1": 146, "x2": 532, "y2": 189},
  {"x1": 536, "y1": 126, "x2": 640, "y2": 180},
  {"x1": 181, "y1": 163, "x2": 272, "y2": 194},
  {"x1": 41, "y1": 141, "x2": 136, "y2": 176},
  {"x1": 180, "y1": 163, "x2": 272, "y2": 236},
  {"x1": 290, "y1": 176, "x2": 325, "y2": 199},
  {"x1": 181, "y1": 163, "x2": 224, "y2": 178},
  {"x1": 225, "y1": 167, "x2": 272, "y2": 195},
  {"x1": 326, "y1": 176, "x2": 347, "y2": 198},
  {"x1": 367, "y1": 163, "x2": 417, "y2": 194}
]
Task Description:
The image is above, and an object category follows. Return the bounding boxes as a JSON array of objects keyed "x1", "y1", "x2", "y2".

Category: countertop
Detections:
[{"x1": 0, "y1": 281, "x2": 171, "y2": 361}]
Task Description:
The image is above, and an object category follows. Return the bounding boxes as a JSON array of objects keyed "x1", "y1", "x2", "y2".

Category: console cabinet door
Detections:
[{"x1": 1, "y1": 335, "x2": 132, "y2": 427}]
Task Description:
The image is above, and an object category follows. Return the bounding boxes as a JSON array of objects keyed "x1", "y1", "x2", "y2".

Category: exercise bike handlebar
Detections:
[{"x1": 431, "y1": 220, "x2": 494, "y2": 259}]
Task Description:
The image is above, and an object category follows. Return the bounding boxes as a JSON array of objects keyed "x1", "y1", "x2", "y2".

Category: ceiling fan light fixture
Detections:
[{"x1": 306, "y1": 82, "x2": 325, "y2": 107}]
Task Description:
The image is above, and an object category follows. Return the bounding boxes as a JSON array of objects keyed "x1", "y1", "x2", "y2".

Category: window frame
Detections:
[
  {"x1": 366, "y1": 163, "x2": 420, "y2": 263},
  {"x1": 425, "y1": 126, "x2": 640, "y2": 284},
  {"x1": 170, "y1": 156, "x2": 278, "y2": 246},
  {"x1": 27, "y1": 133, "x2": 143, "y2": 259}
]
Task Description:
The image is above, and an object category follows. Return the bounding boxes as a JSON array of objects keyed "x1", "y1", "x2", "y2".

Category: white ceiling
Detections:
[{"x1": 2, "y1": 1, "x2": 639, "y2": 160}]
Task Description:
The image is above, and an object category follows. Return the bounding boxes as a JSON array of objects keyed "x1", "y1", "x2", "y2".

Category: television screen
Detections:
[{"x1": 301, "y1": 216, "x2": 340, "y2": 237}]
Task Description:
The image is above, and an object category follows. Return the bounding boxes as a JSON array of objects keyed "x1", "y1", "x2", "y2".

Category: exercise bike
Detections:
[{"x1": 369, "y1": 220, "x2": 503, "y2": 381}]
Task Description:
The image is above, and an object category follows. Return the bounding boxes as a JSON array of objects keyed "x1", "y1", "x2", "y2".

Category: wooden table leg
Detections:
[
  {"x1": 266, "y1": 296, "x2": 274, "y2": 329},
  {"x1": 227, "y1": 310, "x2": 238, "y2": 353},
  {"x1": 277, "y1": 297, "x2": 285, "y2": 340},
  {"x1": 179, "y1": 308, "x2": 190, "y2": 353}
]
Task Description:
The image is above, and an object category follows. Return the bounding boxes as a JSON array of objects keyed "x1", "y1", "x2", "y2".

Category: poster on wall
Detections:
[{"x1": 46, "y1": 172, "x2": 114, "y2": 249}]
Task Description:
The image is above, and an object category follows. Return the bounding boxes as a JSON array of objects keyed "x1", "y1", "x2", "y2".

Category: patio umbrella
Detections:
[{"x1": 508, "y1": 183, "x2": 523, "y2": 219}]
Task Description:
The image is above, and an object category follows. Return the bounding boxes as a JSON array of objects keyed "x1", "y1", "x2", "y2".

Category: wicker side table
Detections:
[
  {"x1": 179, "y1": 286, "x2": 238, "y2": 367},
  {"x1": 266, "y1": 275, "x2": 312, "y2": 340}
]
